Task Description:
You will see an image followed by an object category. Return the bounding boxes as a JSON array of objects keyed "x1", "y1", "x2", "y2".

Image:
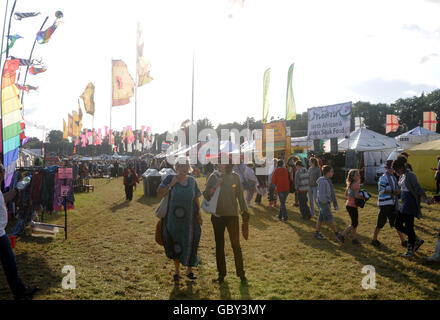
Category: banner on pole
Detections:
[{"x1": 307, "y1": 102, "x2": 352, "y2": 140}]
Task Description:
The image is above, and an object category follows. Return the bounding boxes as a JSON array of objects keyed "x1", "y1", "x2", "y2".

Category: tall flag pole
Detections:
[
  {"x1": 262, "y1": 68, "x2": 271, "y2": 124},
  {"x1": 286, "y1": 63, "x2": 296, "y2": 121}
]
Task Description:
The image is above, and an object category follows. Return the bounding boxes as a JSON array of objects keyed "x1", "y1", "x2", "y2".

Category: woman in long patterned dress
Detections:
[{"x1": 157, "y1": 157, "x2": 203, "y2": 281}]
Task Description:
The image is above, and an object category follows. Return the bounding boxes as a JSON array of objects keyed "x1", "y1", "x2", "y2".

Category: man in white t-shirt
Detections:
[{"x1": 0, "y1": 164, "x2": 38, "y2": 300}]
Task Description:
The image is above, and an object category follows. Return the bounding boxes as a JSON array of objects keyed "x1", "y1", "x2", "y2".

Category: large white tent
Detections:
[
  {"x1": 324, "y1": 127, "x2": 401, "y2": 184},
  {"x1": 395, "y1": 126, "x2": 440, "y2": 149}
]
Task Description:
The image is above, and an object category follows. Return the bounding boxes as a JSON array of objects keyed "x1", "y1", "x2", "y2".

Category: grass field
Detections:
[{"x1": 1, "y1": 176, "x2": 439, "y2": 300}]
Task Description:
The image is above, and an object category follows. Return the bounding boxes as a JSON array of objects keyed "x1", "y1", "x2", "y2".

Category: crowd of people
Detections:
[{"x1": 155, "y1": 152, "x2": 440, "y2": 283}]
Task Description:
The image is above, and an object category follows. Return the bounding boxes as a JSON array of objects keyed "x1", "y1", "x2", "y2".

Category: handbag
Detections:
[
  {"x1": 155, "y1": 187, "x2": 172, "y2": 218},
  {"x1": 155, "y1": 219, "x2": 164, "y2": 246},
  {"x1": 355, "y1": 197, "x2": 366, "y2": 208},
  {"x1": 201, "y1": 187, "x2": 221, "y2": 214}
]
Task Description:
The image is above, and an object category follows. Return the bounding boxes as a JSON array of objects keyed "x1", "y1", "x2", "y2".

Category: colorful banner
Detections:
[
  {"x1": 263, "y1": 121, "x2": 286, "y2": 152},
  {"x1": 308, "y1": 102, "x2": 352, "y2": 140},
  {"x1": 263, "y1": 68, "x2": 271, "y2": 124},
  {"x1": 112, "y1": 60, "x2": 135, "y2": 106},
  {"x1": 1, "y1": 59, "x2": 23, "y2": 187},
  {"x1": 286, "y1": 64, "x2": 296, "y2": 121},
  {"x1": 63, "y1": 119, "x2": 68, "y2": 139},
  {"x1": 68, "y1": 113, "x2": 73, "y2": 137},
  {"x1": 80, "y1": 82, "x2": 95, "y2": 115},
  {"x1": 36, "y1": 11, "x2": 63, "y2": 44}
]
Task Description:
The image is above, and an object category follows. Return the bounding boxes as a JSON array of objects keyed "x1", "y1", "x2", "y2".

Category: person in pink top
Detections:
[{"x1": 341, "y1": 169, "x2": 364, "y2": 245}]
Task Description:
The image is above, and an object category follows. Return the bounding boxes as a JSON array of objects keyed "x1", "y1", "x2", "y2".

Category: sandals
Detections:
[{"x1": 173, "y1": 274, "x2": 180, "y2": 282}]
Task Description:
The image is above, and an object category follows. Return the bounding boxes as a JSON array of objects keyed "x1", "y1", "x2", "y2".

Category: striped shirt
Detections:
[{"x1": 378, "y1": 173, "x2": 398, "y2": 207}]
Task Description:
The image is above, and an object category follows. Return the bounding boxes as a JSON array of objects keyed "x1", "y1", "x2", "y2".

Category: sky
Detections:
[{"x1": 1, "y1": 0, "x2": 440, "y2": 140}]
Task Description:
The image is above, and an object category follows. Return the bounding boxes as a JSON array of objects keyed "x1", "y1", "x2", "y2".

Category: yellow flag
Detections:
[
  {"x1": 80, "y1": 82, "x2": 95, "y2": 115},
  {"x1": 286, "y1": 64, "x2": 296, "y2": 121},
  {"x1": 68, "y1": 114, "x2": 73, "y2": 137},
  {"x1": 263, "y1": 68, "x2": 271, "y2": 124},
  {"x1": 63, "y1": 119, "x2": 68, "y2": 139},
  {"x1": 137, "y1": 57, "x2": 153, "y2": 87},
  {"x1": 112, "y1": 60, "x2": 135, "y2": 106}
]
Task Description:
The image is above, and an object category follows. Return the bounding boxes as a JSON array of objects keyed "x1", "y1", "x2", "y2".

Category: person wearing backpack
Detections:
[
  {"x1": 123, "y1": 163, "x2": 139, "y2": 201},
  {"x1": 371, "y1": 160, "x2": 407, "y2": 248},
  {"x1": 294, "y1": 160, "x2": 312, "y2": 220},
  {"x1": 340, "y1": 169, "x2": 363, "y2": 245}
]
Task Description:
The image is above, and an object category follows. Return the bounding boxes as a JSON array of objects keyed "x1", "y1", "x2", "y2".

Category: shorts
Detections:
[
  {"x1": 317, "y1": 202, "x2": 334, "y2": 223},
  {"x1": 346, "y1": 206, "x2": 359, "y2": 228},
  {"x1": 376, "y1": 205, "x2": 397, "y2": 229}
]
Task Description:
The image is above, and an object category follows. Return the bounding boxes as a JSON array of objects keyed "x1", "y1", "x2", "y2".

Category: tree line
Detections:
[{"x1": 23, "y1": 89, "x2": 440, "y2": 156}]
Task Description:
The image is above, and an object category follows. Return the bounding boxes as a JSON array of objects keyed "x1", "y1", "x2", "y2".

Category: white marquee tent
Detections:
[
  {"x1": 395, "y1": 126, "x2": 440, "y2": 149},
  {"x1": 324, "y1": 127, "x2": 401, "y2": 184}
]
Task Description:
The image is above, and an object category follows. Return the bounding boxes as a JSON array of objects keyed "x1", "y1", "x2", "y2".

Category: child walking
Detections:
[
  {"x1": 314, "y1": 165, "x2": 345, "y2": 243},
  {"x1": 340, "y1": 169, "x2": 363, "y2": 245}
]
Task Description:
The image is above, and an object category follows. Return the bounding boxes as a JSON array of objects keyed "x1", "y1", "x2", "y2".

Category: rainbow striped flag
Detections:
[{"x1": 2, "y1": 59, "x2": 24, "y2": 187}]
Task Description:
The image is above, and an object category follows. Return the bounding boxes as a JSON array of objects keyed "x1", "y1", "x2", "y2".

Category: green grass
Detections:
[{"x1": 1, "y1": 177, "x2": 439, "y2": 300}]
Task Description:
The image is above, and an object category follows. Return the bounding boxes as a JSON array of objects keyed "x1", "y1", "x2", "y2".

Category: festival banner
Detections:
[
  {"x1": 286, "y1": 64, "x2": 296, "y2": 121},
  {"x1": 423, "y1": 111, "x2": 438, "y2": 132},
  {"x1": 136, "y1": 23, "x2": 153, "y2": 87},
  {"x1": 80, "y1": 82, "x2": 95, "y2": 115},
  {"x1": 1, "y1": 59, "x2": 23, "y2": 187},
  {"x1": 68, "y1": 113, "x2": 73, "y2": 137},
  {"x1": 263, "y1": 68, "x2": 271, "y2": 124},
  {"x1": 63, "y1": 119, "x2": 68, "y2": 139},
  {"x1": 308, "y1": 102, "x2": 352, "y2": 140},
  {"x1": 112, "y1": 60, "x2": 135, "y2": 106}
]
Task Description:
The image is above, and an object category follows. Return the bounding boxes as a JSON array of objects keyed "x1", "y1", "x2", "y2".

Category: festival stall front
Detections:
[
  {"x1": 407, "y1": 139, "x2": 440, "y2": 190},
  {"x1": 395, "y1": 126, "x2": 440, "y2": 149},
  {"x1": 324, "y1": 127, "x2": 401, "y2": 184}
]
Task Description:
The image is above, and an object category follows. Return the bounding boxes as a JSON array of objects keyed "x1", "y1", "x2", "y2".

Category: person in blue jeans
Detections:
[
  {"x1": 271, "y1": 160, "x2": 291, "y2": 221},
  {"x1": 0, "y1": 164, "x2": 38, "y2": 300}
]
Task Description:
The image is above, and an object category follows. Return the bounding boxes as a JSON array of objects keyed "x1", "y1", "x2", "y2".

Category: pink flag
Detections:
[{"x1": 81, "y1": 134, "x2": 87, "y2": 147}]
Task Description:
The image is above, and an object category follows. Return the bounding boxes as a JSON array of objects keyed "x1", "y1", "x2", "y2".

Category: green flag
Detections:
[
  {"x1": 286, "y1": 63, "x2": 296, "y2": 121},
  {"x1": 263, "y1": 68, "x2": 271, "y2": 124}
]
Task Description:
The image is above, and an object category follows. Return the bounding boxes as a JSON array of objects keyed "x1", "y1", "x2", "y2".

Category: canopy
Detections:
[
  {"x1": 408, "y1": 139, "x2": 440, "y2": 153},
  {"x1": 395, "y1": 126, "x2": 440, "y2": 149},
  {"x1": 291, "y1": 136, "x2": 313, "y2": 149},
  {"x1": 219, "y1": 141, "x2": 240, "y2": 154},
  {"x1": 407, "y1": 140, "x2": 440, "y2": 190},
  {"x1": 325, "y1": 127, "x2": 401, "y2": 152}
]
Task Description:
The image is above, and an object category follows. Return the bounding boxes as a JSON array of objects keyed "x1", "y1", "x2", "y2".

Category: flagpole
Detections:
[
  {"x1": 110, "y1": 58, "x2": 112, "y2": 143},
  {"x1": 191, "y1": 50, "x2": 195, "y2": 123},
  {"x1": 135, "y1": 28, "x2": 138, "y2": 132},
  {"x1": 20, "y1": 15, "x2": 49, "y2": 110}
]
